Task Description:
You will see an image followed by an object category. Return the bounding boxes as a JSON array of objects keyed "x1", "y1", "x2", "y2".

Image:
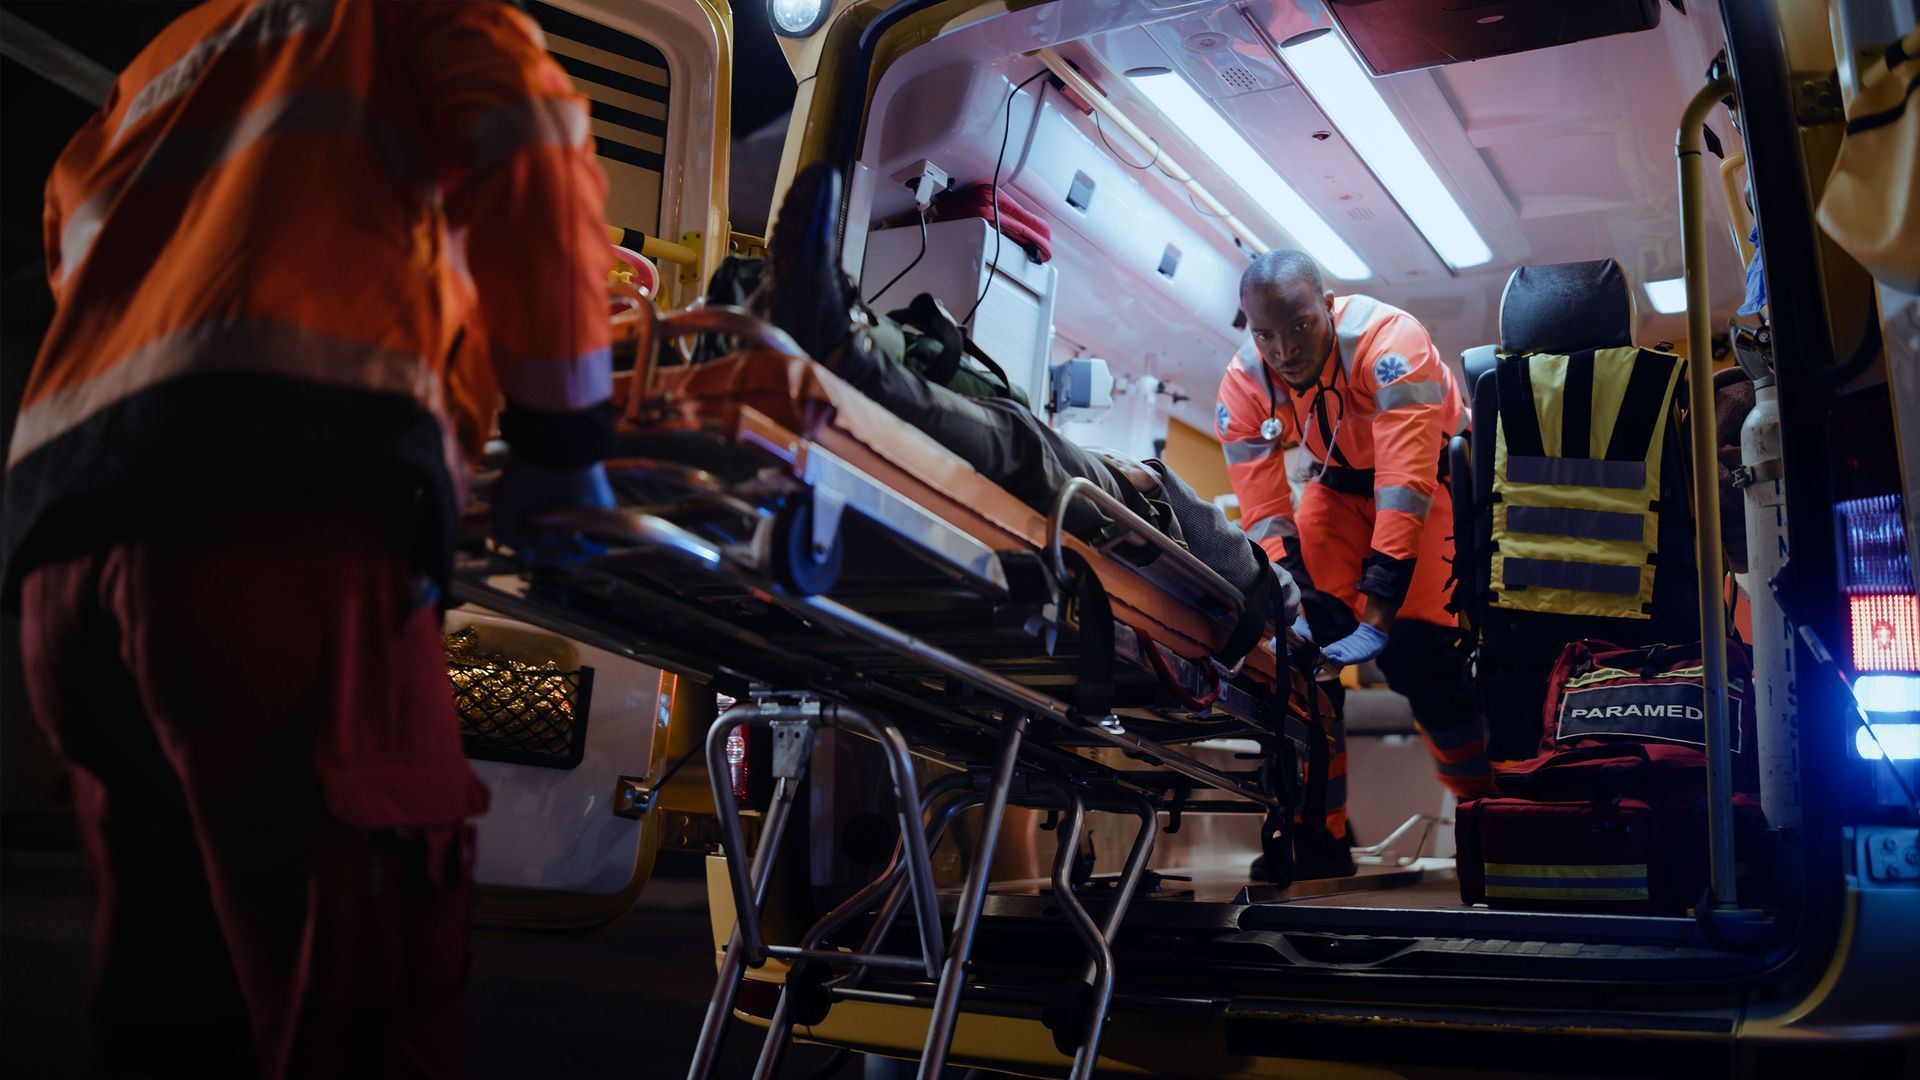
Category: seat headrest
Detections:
[
  {"x1": 1461, "y1": 344, "x2": 1498, "y2": 389},
  {"x1": 1498, "y1": 259, "x2": 1634, "y2": 356}
]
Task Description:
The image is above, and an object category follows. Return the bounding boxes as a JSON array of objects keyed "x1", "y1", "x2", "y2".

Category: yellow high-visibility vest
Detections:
[{"x1": 1489, "y1": 347, "x2": 1685, "y2": 619}]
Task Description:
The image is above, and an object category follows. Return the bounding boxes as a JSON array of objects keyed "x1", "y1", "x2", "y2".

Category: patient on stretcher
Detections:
[{"x1": 731, "y1": 164, "x2": 1299, "y2": 628}]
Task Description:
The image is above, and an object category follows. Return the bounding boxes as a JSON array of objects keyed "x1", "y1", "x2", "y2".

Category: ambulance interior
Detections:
[
  {"x1": 458, "y1": 0, "x2": 1915, "y2": 1029},
  {"x1": 816, "y1": 0, "x2": 1756, "y2": 937}
]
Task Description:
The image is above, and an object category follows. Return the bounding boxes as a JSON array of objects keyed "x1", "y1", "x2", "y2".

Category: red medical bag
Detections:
[{"x1": 1457, "y1": 639, "x2": 1767, "y2": 914}]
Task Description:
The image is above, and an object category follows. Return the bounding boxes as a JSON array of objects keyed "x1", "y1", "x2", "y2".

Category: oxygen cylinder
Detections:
[{"x1": 1742, "y1": 380, "x2": 1798, "y2": 827}]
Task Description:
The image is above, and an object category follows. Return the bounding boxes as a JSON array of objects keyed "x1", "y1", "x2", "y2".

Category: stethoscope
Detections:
[{"x1": 1256, "y1": 341, "x2": 1354, "y2": 484}]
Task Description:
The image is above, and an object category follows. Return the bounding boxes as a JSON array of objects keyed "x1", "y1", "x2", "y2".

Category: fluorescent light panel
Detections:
[
  {"x1": 1129, "y1": 71, "x2": 1371, "y2": 281},
  {"x1": 1281, "y1": 31, "x2": 1492, "y2": 269},
  {"x1": 1644, "y1": 277, "x2": 1688, "y2": 314}
]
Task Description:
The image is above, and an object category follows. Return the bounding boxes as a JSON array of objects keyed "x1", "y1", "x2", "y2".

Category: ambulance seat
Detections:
[
  {"x1": 1460, "y1": 260, "x2": 1701, "y2": 760},
  {"x1": 1446, "y1": 346, "x2": 1498, "y2": 619}
]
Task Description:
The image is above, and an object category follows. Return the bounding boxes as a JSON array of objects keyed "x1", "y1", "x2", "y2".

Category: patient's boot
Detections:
[{"x1": 759, "y1": 162, "x2": 856, "y2": 362}]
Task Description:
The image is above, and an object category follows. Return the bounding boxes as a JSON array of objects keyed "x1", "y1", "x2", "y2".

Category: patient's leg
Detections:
[{"x1": 839, "y1": 334, "x2": 1140, "y2": 534}]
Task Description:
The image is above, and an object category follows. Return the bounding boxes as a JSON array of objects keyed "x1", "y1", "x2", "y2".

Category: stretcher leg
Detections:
[
  {"x1": 917, "y1": 716, "x2": 1030, "y2": 1079},
  {"x1": 687, "y1": 714, "x2": 805, "y2": 1080},
  {"x1": 690, "y1": 698, "x2": 950, "y2": 1080},
  {"x1": 749, "y1": 777, "x2": 976, "y2": 1080},
  {"x1": 1064, "y1": 795, "x2": 1157, "y2": 1078},
  {"x1": 1047, "y1": 793, "x2": 1110, "y2": 1080}
]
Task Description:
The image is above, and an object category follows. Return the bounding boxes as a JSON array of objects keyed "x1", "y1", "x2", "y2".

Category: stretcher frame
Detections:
[{"x1": 456, "y1": 302, "x2": 1313, "y2": 1078}]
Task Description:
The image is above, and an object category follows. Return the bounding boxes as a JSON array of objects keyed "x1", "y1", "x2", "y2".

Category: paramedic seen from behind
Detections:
[
  {"x1": 1218, "y1": 251, "x2": 1496, "y2": 838},
  {"x1": 2, "y1": 2, "x2": 614, "y2": 1076}
]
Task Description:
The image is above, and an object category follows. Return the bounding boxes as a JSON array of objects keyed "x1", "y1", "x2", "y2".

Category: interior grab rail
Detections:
[{"x1": 1677, "y1": 74, "x2": 1747, "y2": 915}]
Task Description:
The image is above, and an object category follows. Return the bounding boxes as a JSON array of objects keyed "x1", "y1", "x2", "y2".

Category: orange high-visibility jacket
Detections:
[
  {"x1": 1216, "y1": 294, "x2": 1467, "y2": 604},
  {"x1": 4, "y1": 0, "x2": 611, "y2": 590}
]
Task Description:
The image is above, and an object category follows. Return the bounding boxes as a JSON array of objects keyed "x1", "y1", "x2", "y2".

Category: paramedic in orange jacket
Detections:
[
  {"x1": 1, "y1": 3, "x2": 614, "y2": 1075},
  {"x1": 1219, "y1": 251, "x2": 1495, "y2": 827}
]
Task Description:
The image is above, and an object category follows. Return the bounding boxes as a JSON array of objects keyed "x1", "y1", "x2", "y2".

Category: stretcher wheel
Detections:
[
  {"x1": 1042, "y1": 977, "x2": 1096, "y2": 1056},
  {"x1": 773, "y1": 496, "x2": 843, "y2": 596},
  {"x1": 786, "y1": 961, "x2": 833, "y2": 1027}
]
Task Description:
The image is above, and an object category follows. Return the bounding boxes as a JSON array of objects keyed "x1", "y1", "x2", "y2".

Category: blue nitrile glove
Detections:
[
  {"x1": 1320, "y1": 621, "x2": 1389, "y2": 666},
  {"x1": 491, "y1": 458, "x2": 616, "y2": 564},
  {"x1": 1290, "y1": 615, "x2": 1313, "y2": 642}
]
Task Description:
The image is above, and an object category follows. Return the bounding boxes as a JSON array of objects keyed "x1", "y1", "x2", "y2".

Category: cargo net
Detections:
[{"x1": 445, "y1": 627, "x2": 594, "y2": 769}]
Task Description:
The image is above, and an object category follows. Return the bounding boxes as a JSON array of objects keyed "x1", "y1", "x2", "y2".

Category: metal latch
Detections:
[
  {"x1": 1793, "y1": 73, "x2": 1842, "y2": 126},
  {"x1": 1730, "y1": 458, "x2": 1786, "y2": 490},
  {"x1": 612, "y1": 776, "x2": 656, "y2": 819}
]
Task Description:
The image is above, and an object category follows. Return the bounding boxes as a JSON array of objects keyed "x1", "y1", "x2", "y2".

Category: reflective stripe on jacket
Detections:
[
  {"x1": 1216, "y1": 294, "x2": 1467, "y2": 597},
  {"x1": 5, "y1": 0, "x2": 612, "y2": 592}
]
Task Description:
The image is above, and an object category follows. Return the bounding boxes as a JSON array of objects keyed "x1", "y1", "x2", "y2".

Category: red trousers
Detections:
[
  {"x1": 20, "y1": 503, "x2": 487, "y2": 1078},
  {"x1": 1296, "y1": 483, "x2": 1495, "y2": 800}
]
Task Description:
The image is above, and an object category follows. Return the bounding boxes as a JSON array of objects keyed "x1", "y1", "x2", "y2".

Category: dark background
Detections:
[{"x1": 1, "y1": 3, "x2": 805, "y2": 1076}]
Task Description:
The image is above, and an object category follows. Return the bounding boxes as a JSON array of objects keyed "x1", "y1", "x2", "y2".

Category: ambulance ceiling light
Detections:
[
  {"x1": 1128, "y1": 70, "x2": 1371, "y2": 281},
  {"x1": 1279, "y1": 27, "x2": 1493, "y2": 270},
  {"x1": 1644, "y1": 277, "x2": 1689, "y2": 314}
]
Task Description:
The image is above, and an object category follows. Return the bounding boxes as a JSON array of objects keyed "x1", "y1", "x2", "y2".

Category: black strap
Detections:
[
  {"x1": 890, "y1": 292, "x2": 1020, "y2": 401},
  {"x1": 1495, "y1": 356, "x2": 1546, "y2": 459},
  {"x1": 1216, "y1": 540, "x2": 1275, "y2": 667},
  {"x1": 1562, "y1": 349, "x2": 1595, "y2": 458},
  {"x1": 1604, "y1": 350, "x2": 1678, "y2": 463},
  {"x1": 890, "y1": 294, "x2": 964, "y2": 385},
  {"x1": 962, "y1": 338, "x2": 1020, "y2": 400},
  {"x1": 1314, "y1": 464, "x2": 1375, "y2": 497},
  {"x1": 1066, "y1": 553, "x2": 1115, "y2": 721},
  {"x1": 1291, "y1": 648, "x2": 1332, "y2": 840},
  {"x1": 1845, "y1": 68, "x2": 1919, "y2": 135}
]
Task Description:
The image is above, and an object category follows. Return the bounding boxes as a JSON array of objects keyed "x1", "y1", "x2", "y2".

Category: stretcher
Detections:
[{"x1": 453, "y1": 300, "x2": 1323, "y2": 1079}]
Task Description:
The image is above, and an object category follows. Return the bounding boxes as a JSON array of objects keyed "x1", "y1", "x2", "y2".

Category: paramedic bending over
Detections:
[{"x1": 1217, "y1": 250, "x2": 1496, "y2": 813}]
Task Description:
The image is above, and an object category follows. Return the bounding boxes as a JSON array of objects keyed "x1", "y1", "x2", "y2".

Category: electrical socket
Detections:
[{"x1": 891, "y1": 159, "x2": 951, "y2": 210}]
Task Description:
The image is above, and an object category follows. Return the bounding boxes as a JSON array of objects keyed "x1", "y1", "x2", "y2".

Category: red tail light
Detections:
[{"x1": 1850, "y1": 594, "x2": 1920, "y2": 672}]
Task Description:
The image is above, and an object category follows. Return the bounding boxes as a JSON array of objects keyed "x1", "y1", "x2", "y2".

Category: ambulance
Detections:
[{"x1": 450, "y1": 1, "x2": 1919, "y2": 1076}]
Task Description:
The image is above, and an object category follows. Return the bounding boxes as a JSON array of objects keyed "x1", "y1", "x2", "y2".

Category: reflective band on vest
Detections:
[
  {"x1": 1502, "y1": 557, "x2": 1642, "y2": 595},
  {"x1": 1506, "y1": 505, "x2": 1645, "y2": 541},
  {"x1": 1490, "y1": 347, "x2": 1683, "y2": 619},
  {"x1": 1506, "y1": 456, "x2": 1646, "y2": 490},
  {"x1": 8, "y1": 318, "x2": 445, "y2": 464}
]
